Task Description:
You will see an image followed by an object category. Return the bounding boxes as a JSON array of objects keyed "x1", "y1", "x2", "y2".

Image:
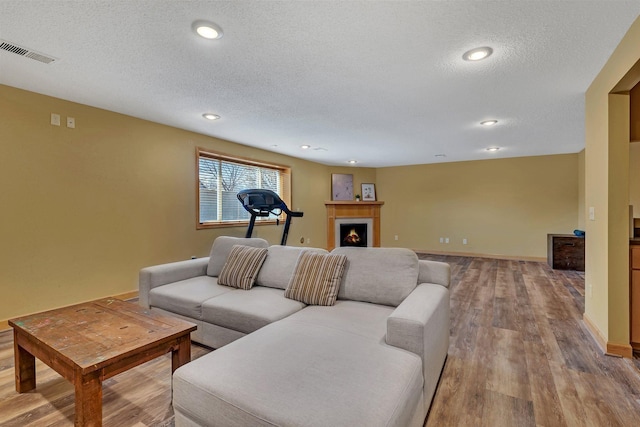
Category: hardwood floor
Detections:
[
  {"x1": 421, "y1": 254, "x2": 640, "y2": 427},
  {"x1": 1, "y1": 255, "x2": 639, "y2": 426}
]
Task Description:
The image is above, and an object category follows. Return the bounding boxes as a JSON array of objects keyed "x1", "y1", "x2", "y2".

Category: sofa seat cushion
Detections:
[
  {"x1": 201, "y1": 286, "x2": 306, "y2": 334},
  {"x1": 332, "y1": 247, "x2": 419, "y2": 307},
  {"x1": 148, "y1": 276, "x2": 232, "y2": 319},
  {"x1": 255, "y1": 245, "x2": 328, "y2": 290},
  {"x1": 173, "y1": 319, "x2": 424, "y2": 427},
  {"x1": 286, "y1": 300, "x2": 393, "y2": 342}
]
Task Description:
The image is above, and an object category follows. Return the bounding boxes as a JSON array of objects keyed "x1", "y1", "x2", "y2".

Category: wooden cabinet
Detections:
[
  {"x1": 547, "y1": 234, "x2": 585, "y2": 271},
  {"x1": 630, "y1": 246, "x2": 640, "y2": 350}
]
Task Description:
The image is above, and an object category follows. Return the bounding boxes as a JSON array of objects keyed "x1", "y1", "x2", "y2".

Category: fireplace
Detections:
[
  {"x1": 325, "y1": 201, "x2": 383, "y2": 250},
  {"x1": 334, "y1": 218, "x2": 373, "y2": 248},
  {"x1": 340, "y1": 223, "x2": 368, "y2": 247}
]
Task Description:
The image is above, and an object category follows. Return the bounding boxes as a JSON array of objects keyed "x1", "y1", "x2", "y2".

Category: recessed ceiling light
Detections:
[
  {"x1": 463, "y1": 47, "x2": 493, "y2": 61},
  {"x1": 435, "y1": 154, "x2": 447, "y2": 158},
  {"x1": 300, "y1": 145, "x2": 311, "y2": 149},
  {"x1": 202, "y1": 113, "x2": 220, "y2": 120},
  {"x1": 486, "y1": 147, "x2": 500, "y2": 152},
  {"x1": 192, "y1": 20, "x2": 224, "y2": 40},
  {"x1": 348, "y1": 160, "x2": 358, "y2": 164},
  {"x1": 480, "y1": 120, "x2": 498, "y2": 126}
]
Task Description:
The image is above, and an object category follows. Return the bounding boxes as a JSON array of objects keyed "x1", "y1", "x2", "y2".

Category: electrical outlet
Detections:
[
  {"x1": 445, "y1": 237, "x2": 450, "y2": 244},
  {"x1": 51, "y1": 113, "x2": 60, "y2": 126},
  {"x1": 589, "y1": 207, "x2": 595, "y2": 221},
  {"x1": 439, "y1": 237, "x2": 444, "y2": 243},
  {"x1": 306, "y1": 238, "x2": 311, "y2": 244},
  {"x1": 67, "y1": 117, "x2": 75, "y2": 128},
  {"x1": 394, "y1": 235, "x2": 398, "y2": 241},
  {"x1": 463, "y1": 238, "x2": 468, "y2": 245}
]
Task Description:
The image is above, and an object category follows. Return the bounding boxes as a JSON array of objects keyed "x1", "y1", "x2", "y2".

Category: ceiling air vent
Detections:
[{"x1": 0, "y1": 40, "x2": 57, "y2": 64}]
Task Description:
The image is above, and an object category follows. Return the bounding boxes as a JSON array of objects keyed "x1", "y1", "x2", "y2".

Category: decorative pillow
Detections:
[
  {"x1": 218, "y1": 245, "x2": 268, "y2": 290},
  {"x1": 284, "y1": 252, "x2": 347, "y2": 306}
]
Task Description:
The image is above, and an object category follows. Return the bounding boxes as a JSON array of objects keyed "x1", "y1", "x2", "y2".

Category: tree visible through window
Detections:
[{"x1": 197, "y1": 148, "x2": 291, "y2": 228}]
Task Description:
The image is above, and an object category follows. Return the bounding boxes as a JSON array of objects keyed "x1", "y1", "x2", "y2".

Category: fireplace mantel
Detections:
[{"x1": 325, "y1": 201, "x2": 384, "y2": 250}]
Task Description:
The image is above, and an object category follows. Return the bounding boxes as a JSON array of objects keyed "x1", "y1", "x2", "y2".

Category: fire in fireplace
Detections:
[{"x1": 340, "y1": 223, "x2": 368, "y2": 247}]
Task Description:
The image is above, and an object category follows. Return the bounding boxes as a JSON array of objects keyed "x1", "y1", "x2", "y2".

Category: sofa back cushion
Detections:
[
  {"x1": 207, "y1": 236, "x2": 269, "y2": 277},
  {"x1": 331, "y1": 247, "x2": 419, "y2": 307},
  {"x1": 255, "y1": 245, "x2": 328, "y2": 290}
]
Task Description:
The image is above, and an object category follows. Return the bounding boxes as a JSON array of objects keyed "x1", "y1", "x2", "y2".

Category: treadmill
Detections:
[{"x1": 237, "y1": 189, "x2": 303, "y2": 245}]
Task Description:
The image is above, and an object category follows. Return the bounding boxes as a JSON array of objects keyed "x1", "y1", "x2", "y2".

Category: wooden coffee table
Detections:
[{"x1": 9, "y1": 298, "x2": 196, "y2": 426}]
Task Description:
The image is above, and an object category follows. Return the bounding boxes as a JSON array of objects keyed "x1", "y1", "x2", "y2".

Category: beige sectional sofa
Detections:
[{"x1": 138, "y1": 236, "x2": 451, "y2": 427}]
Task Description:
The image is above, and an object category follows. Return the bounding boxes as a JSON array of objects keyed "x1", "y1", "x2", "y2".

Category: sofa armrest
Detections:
[
  {"x1": 418, "y1": 259, "x2": 451, "y2": 288},
  {"x1": 138, "y1": 257, "x2": 210, "y2": 308},
  {"x1": 387, "y1": 283, "x2": 450, "y2": 405}
]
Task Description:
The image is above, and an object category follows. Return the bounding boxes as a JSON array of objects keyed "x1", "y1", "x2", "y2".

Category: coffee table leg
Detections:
[
  {"x1": 13, "y1": 330, "x2": 36, "y2": 393},
  {"x1": 74, "y1": 370, "x2": 102, "y2": 427},
  {"x1": 171, "y1": 335, "x2": 191, "y2": 373}
]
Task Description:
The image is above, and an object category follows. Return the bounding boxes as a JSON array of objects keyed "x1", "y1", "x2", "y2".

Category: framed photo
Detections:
[
  {"x1": 361, "y1": 183, "x2": 376, "y2": 201},
  {"x1": 331, "y1": 174, "x2": 354, "y2": 201}
]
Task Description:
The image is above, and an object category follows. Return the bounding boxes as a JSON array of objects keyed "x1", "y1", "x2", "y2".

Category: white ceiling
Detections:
[{"x1": 1, "y1": 1, "x2": 639, "y2": 167}]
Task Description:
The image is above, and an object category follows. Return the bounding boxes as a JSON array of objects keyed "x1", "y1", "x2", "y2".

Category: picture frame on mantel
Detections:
[
  {"x1": 361, "y1": 183, "x2": 376, "y2": 201},
  {"x1": 331, "y1": 173, "x2": 354, "y2": 201}
]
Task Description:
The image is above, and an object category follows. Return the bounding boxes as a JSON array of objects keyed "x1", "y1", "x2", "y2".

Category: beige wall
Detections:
[
  {"x1": 585, "y1": 15, "x2": 640, "y2": 351},
  {"x1": 631, "y1": 82, "x2": 640, "y2": 141},
  {"x1": 376, "y1": 154, "x2": 579, "y2": 259},
  {"x1": 578, "y1": 149, "x2": 586, "y2": 230},
  {"x1": 608, "y1": 95, "x2": 631, "y2": 346},
  {"x1": 0, "y1": 84, "x2": 335, "y2": 321},
  {"x1": 630, "y1": 142, "x2": 640, "y2": 216},
  {"x1": 0, "y1": 83, "x2": 585, "y2": 324}
]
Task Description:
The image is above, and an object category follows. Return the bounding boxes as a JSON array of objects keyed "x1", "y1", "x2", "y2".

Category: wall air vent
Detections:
[{"x1": 0, "y1": 40, "x2": 57, "y2": 64}]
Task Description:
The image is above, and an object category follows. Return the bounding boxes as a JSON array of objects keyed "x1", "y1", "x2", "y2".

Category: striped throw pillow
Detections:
[
  {"x1": 218, "y1": 245, "x2": 268, "y2": 290},
  {"x1": 284, "y1": 252, "x2": 347, "y2": 306}
]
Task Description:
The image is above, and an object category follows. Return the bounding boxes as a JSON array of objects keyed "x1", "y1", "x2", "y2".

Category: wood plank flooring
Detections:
[
  {"x1": 421, "y1": 255, "x2": 640, "y2": 427},
  {"x1": 1, "y1": 255, "x2": 639, "y2": 426}
]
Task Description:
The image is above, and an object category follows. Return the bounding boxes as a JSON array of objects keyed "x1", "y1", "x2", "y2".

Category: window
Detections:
[{"x1": 197, "y1": 148, "x2": 291, "y2": 229}]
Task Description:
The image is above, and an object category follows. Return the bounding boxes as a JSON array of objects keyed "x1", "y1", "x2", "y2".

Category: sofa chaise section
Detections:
[{"x1": 173, "y1": 318, "x2": 425, "y2": 427}]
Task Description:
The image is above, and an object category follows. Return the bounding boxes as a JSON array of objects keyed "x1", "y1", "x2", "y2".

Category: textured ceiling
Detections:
[{"x1": 1, "y1": 1, "x2": 639, "y2": 167}]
